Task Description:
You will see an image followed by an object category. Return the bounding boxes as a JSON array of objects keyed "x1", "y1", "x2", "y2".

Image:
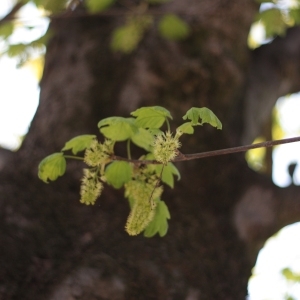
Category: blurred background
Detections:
[{"x1": 1, "y1": 0, "x2": 300, "y2": 299}]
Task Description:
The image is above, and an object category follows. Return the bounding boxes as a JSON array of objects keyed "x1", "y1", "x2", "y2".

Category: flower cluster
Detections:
[
  {"x1": 125, "y1": 180, "x2": 163, "y2": 208},
  {"x1": 80, "y1": 169, "x2": 103, "y2": 205},
  {"x1": 84, "y1": 139, "x2": 114, "y2": 167},
  {"x1": 124, "y1": 172, "x2": 164, "y2": 235},
  {"x1": 153, "y1": 131, "x2": 181, "y2": 165},
  {"x1": 125, "y1": 197, "x2": 155, "y2": 236}
]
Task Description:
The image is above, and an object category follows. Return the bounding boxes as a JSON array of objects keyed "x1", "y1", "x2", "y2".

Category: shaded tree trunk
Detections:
[{"x1": 1, "y1": 1, "x2": 300, "y2": 299}]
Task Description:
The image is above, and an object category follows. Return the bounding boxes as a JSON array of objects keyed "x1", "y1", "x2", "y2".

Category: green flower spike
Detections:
[{"x1": 80, "y1": 169, "x2": 103, "y2": 205}]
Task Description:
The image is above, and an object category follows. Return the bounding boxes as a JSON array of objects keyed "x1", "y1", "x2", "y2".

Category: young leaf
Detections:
[
  {"x1": 281, "y1": 268, "x2": 300, "y2": 282},
  {"x1": 131, "y1": 128, "x2": 154, "y2": 151},
  {"x1": 144, "y1": 200, "x2": 171, "y2": 237},
  {"x1": 42, "y1": 0, "x2": 67, "y2": 13},
  {"x1": 131, "y1": 106, "x2": 172, "y2": 129},
  {"x1": 38, "y1": 153, "x2": 66, "y2": 183},
  {"x1": 62, "y1": 135, "x2": 96, "y2": 154},
  {"x1": 0, "y1": 22, "x2": 14, "y2": 39},
  {"x1": 176, "y1": 122, "x2": 194, "y2": 135},
  {"x1": 111, "y1": 16, "x2": 152, "y2": 53},
  {"x1": 86, "y1": 0, "x2": 115, "y2": 12},
  {"x1": 259, "y1": 8, "x2": 286, "y2": 38},
  {"x1": 182, "y1": 107, "x2": 222, "y2": 129},
  {"x1": 148, "y1": 128, "x2": 163, "y2": 136},
  {"x1": 155, "y1": 162, "x2": 180, "y2": 188},
  {"x1": 158, "y1": 14, "x2": 190, "y2": 41},
  {"x1": 98, "y1": 117, "x2": 138, "y2": 141},
  {"x1": 6, "y1": 43, "x2": 27, "y2": 58},
  {"x1": 105, "y1": 161, "x2": 132, "y2": 189}
]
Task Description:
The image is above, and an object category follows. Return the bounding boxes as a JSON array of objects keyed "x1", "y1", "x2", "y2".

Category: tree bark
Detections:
[{"x1": 1, "y1": 1, "x2": 300, "y2": 299}]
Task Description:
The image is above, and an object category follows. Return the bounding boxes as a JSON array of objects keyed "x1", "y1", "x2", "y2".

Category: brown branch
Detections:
[
  {"x1": 0, "y1": 2, "x2": 26, "y2": 26},
  {"x1": 112, "y1": 136, "x2": 300, "y2": 164}
]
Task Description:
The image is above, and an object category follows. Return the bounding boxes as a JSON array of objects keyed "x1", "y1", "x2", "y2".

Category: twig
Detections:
[
  {"x1": 0, "y1": 2, "x2": 26, "y2": 26},
  {"x1": 111, "y1": 136, "x2": 300, "y2": 164}
]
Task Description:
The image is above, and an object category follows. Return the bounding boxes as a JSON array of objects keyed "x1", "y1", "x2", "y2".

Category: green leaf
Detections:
[
  {"x1": 288, "y1": 8, "x2": 300, "y2": 25},
  {"x1": 259, "y1": 8, "x2": 287, "y2": 38},
  {"x1": 144, "y1": 200, "x2": 171, "y2": 237},
  {"x1": 131, "y1": 106, "x2": 172, "y2": 129},
  {"x1": 111, "y1": 23, "x2": 139, "y2": 53},
  {"x1": 86, "y1": 0, "x2": 115, "y2": 12},
  {"x1": 111, "y1": 16, "x2": 152, "y2": 53},
  {"x1": 6, "y1": 43, "x2": 27, "y2": 58},
  {"x1": 148, "y1": 128, "x2": 163, "y2": 136},
  {"x1": 41, "y1": 0, "x2": 67, "y2": 13},
  {"x1": 155, "y1": 162, "x2": 180, "y2": 188},
  {"x1": 281, "y1": 268, "x2": 300, "y2": 282},
  {"x1": 131, "y1": 128, "x2": 154, "y2": 151},
  {"x1": 182, "y1": 107, "x2": 222, "y2": 129},
  {"x1": 176, "y1": 122, "x2": 194, "y2": 134},
  {"x1": 0, "y1": 22, "x2": 14, "y2": 39},
  {"x1": 38, "y1": 153, "x2": 66, "y2": 183},
  {"x1": 62, "y1": 135, "x2": 96, "y2": 154},
  {"x1": 105, "y1": 161, "x2": 132, "y2": 189},
  {"x1": 158, "y1": 14, "x2": 190, "y2": 41},
  {"x1": 285, "y1": 296, "x2": 296, "y2": 300},
  {"x1": 98, "y1": 117, "x2": 138, "y2": 141}
]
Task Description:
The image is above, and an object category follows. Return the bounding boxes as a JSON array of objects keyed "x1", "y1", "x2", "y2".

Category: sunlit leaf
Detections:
[
  {"x1": 86, "y1": 0, "x2": 116, "y2": 12},
  {"x1": 259, "y1": 8, "x2": 287, "y2": 38},
  {"x1": 182, "y1": 107, "x2": 222, "y2": 129},
  {"x1": 158, "y1": 14, "x2": 190, "y2": 41},
  {"x1": 38, "y1": 153, "x2": 66, "y2": 183},
  {"x1": 289, "y1": 8, "x2": 300, "y2": 25},
  {"x1": 98, "y1": 117, "x2": 138, "y2": 141},
  {"x1": 282, "y1": 268, "x2": 300, "y2": 282},
  {"x1": 131, "y1": 128, "x2": 154, "y2": 151},
  {"x1": 111, "y1": 16, "x2": 152, "y2": 53},
  {"x1": 155, "y1": 162, "x2": 180, "y2": 188},
  {"x1": 62, "y1": 135, "x2": 96, "y2": 154},
  {"x1": 148, "y1": 128, "x2": 163, "y2": 135},
  {"x1": 0, "y1": 22, "x2": 14, "y2": 39},
  {"x1": 245, "y1": 136, "x2": 266, "y2": 172},
  {"x1": 272, "y1": 107, "x2": 284, "y2": 141},
  {"x1": 40, "y1": 0, "x2": 67, "y2": 13},
  {"x1": 29, "y1": 32, "x2": 50, "y2": 49},
  {"x1": 105, "y1": 161, "x2": 132, "y2": 188},
  {"x1": 6, "y1": 43, "x2": 27, "y2": 58},
  {"x1": 131, "y1": 106, "x2": 172, "y2": 129},
  {"x1": 24, "y1": 56, "x2": 45, "y2": 81},
  {"x1": 144, "y1": 200, "x2": 170, "y2": 237},
  {"x1": 176, "y1": 122, "x2": 194, "y2": 134}
]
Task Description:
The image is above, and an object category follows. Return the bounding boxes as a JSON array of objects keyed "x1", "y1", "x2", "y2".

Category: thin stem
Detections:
[
  {"x1": 64, "y1": 155, "x2": 84, "y2": 160},
  {"x1": 127, "y1": 139, "x2": 132, "y2": 160},
  {"x1": 166, "y1": 119, "x2": 171, "y2": 132},
  {"x1": 178, "y1": 136, "x2": 300, "y2": 162},
  {"x1": 111, "y1": 136, "x2": 300, "y2": 164}
]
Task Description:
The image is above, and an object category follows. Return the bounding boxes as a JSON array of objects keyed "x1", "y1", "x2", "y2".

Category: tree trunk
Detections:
[{"x1": 1, "y1": 1, "x2": 300, "y2": 299}]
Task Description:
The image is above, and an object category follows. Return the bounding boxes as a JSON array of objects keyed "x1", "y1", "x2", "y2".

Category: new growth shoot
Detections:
[{"x1": 37, "y1": 106, "x2": 222, "y2": 237}]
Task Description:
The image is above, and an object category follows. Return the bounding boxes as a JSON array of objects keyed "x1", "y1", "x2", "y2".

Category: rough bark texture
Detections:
[{"x1": 1, "y1": 0, "x2": 300, "y2": 299}]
